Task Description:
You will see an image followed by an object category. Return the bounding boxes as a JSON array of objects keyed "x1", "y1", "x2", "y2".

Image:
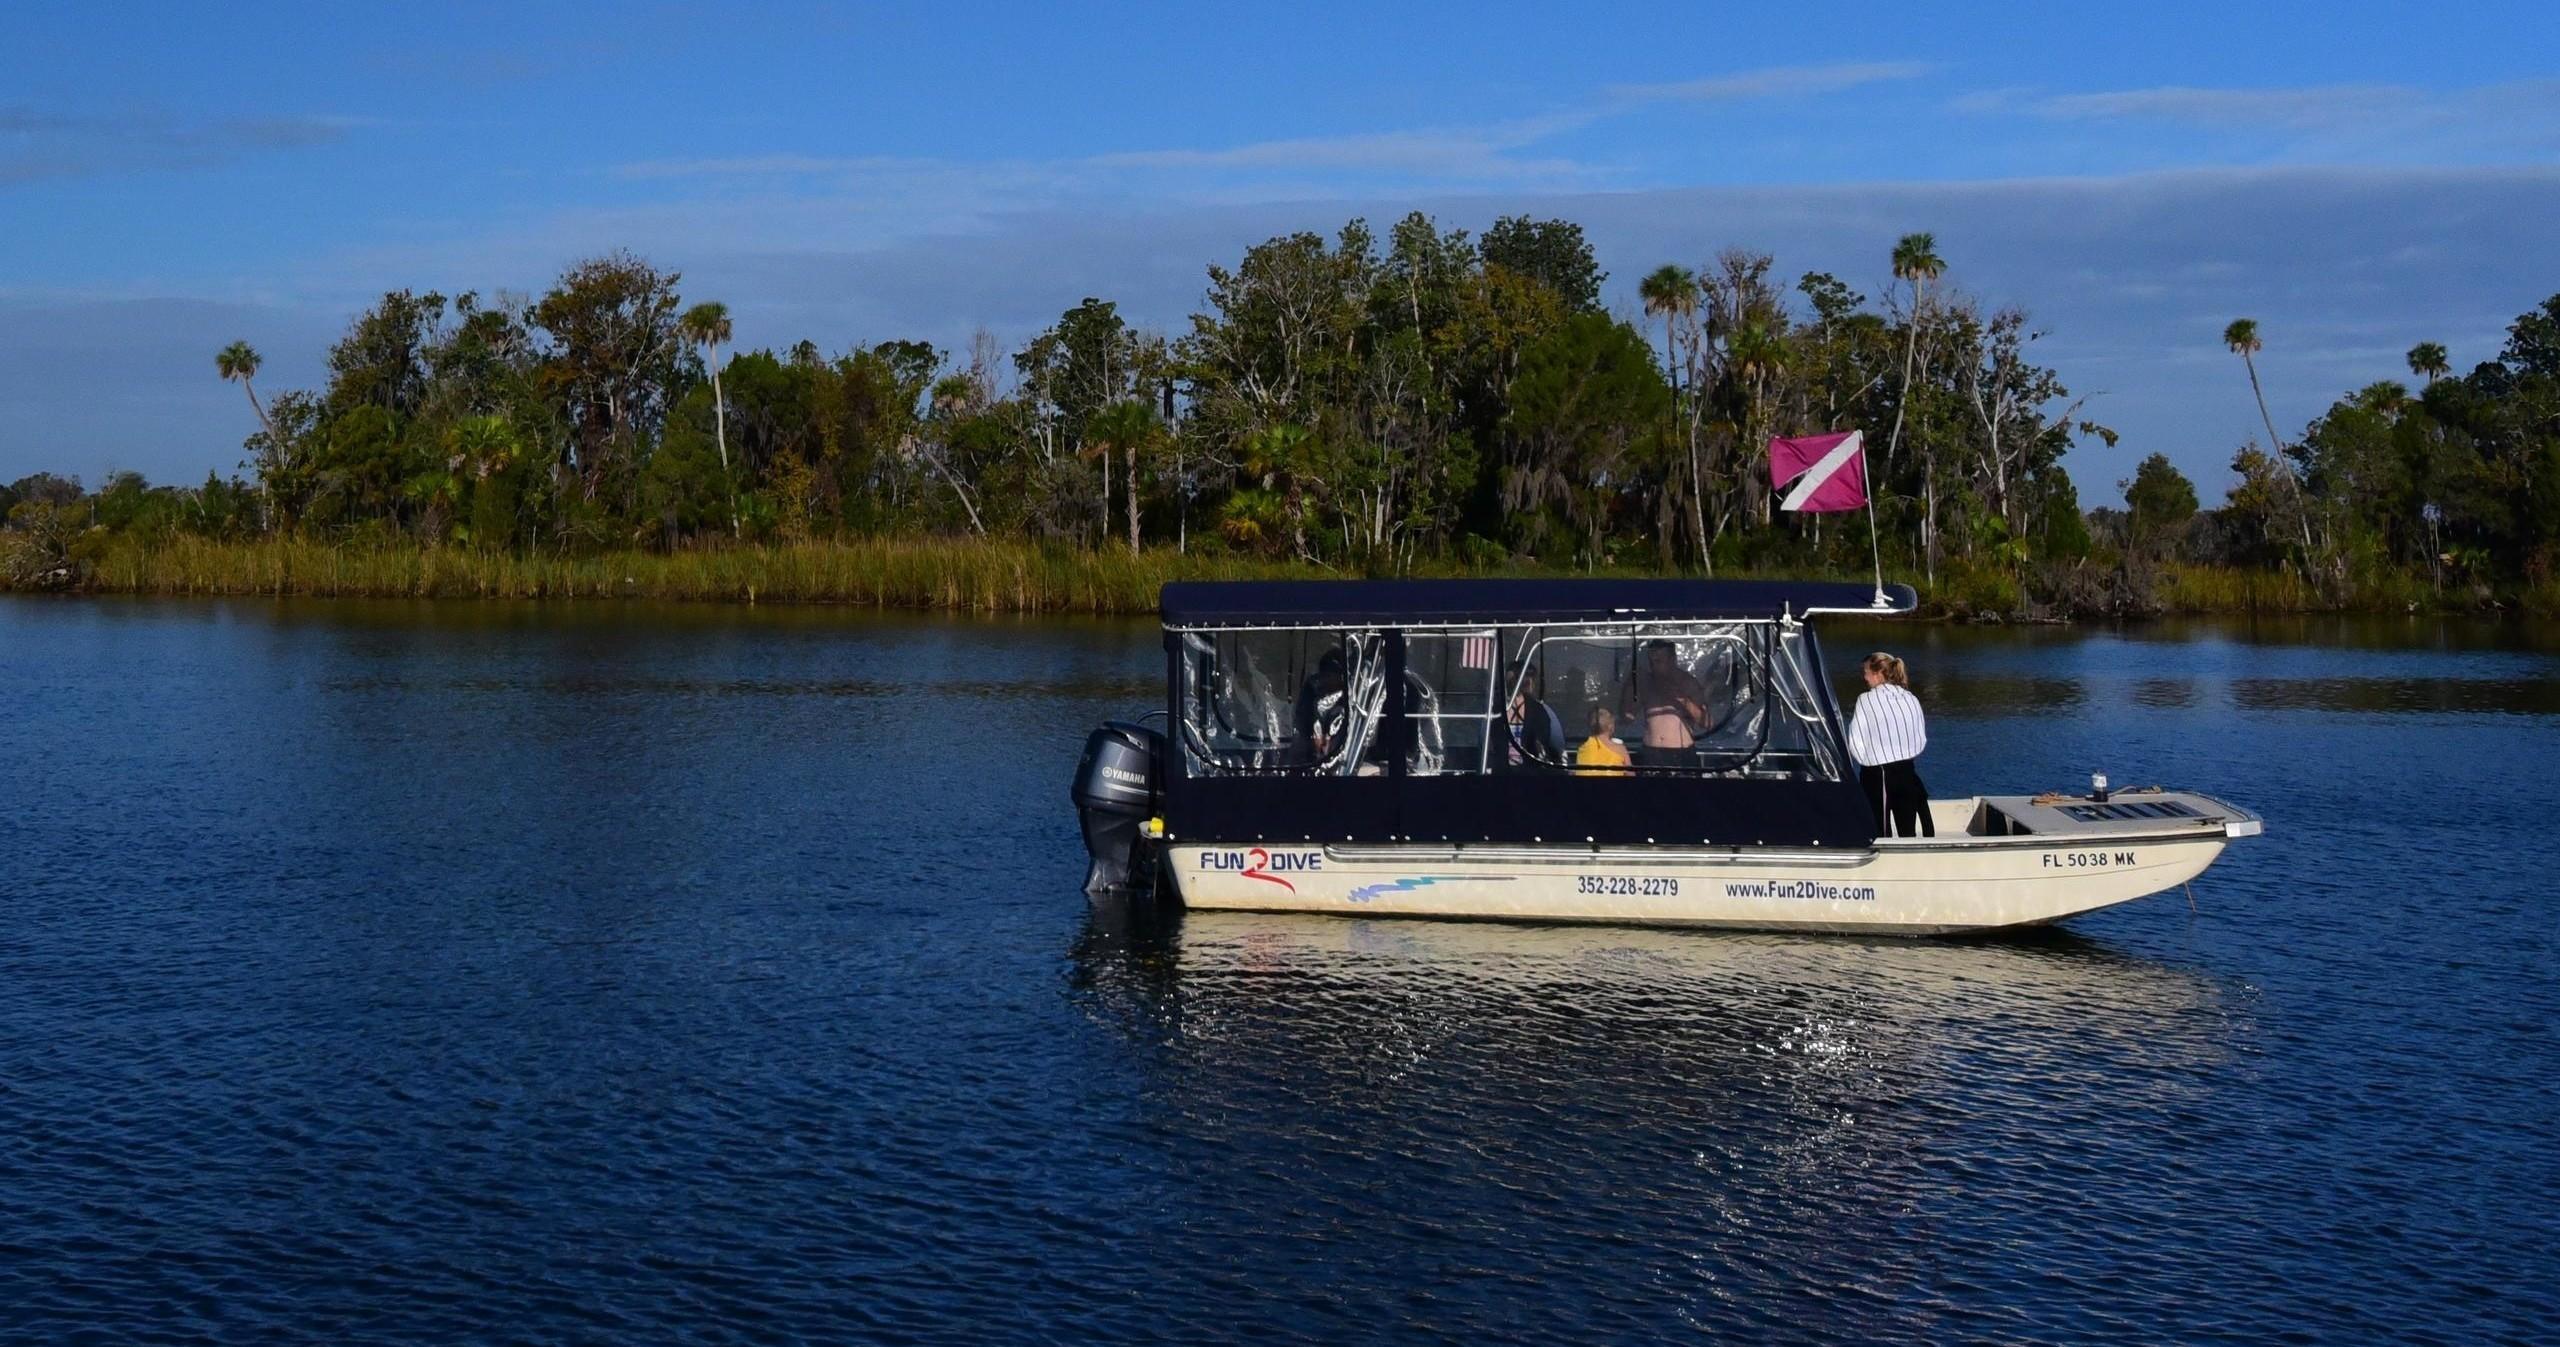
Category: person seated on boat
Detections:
[
  {"x1": 1291, "y1": 647, "x2": 1350, "y2": 769},
  {"x1": 1619, "y1": 639, "x2": 1709, "y2": 766},
  {"x1": 1575, "y1": 706, "x2": 1633, "y2": 775},
  {"x1": 1501, "y1": 661, "x2": 1566, "y2": 769},
  {"x1": 1848, "y1": 652, "x2": 1935, "y2": 838}
]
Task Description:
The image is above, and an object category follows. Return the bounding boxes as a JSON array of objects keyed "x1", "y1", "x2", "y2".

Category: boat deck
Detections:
[{"x1": 1927, "y1": 790, "x2": 2263, "y2": 842}]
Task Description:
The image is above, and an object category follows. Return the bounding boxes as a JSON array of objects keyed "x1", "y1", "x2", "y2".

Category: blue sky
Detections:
[{"x1": 5, "y1": 0, "x2": 2559, "y2": 500}]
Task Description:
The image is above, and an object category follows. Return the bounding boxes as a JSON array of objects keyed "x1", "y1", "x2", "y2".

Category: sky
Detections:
[{"x1": 4, "y1": 0, "x2": 2558, "y2": 502}]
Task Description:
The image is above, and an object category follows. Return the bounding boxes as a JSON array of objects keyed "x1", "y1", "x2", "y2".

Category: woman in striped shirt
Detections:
[{"x1": 1847, "y1": 652, "x2": 1934, "y2": 838}]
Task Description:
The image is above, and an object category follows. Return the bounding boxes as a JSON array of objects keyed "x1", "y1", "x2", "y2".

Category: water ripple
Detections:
[{"x1": 1, "y1": 598, "x2": 2554, "y2": 1344}]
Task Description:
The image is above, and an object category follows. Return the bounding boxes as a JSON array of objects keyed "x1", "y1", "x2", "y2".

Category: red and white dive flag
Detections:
[{"x1": 1769, "y1": 430, "x2": 1868, "y2": 513}]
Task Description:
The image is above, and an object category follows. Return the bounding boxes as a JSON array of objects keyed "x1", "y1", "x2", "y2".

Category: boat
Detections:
[{"x1": 1069, "y1": 579, "x2": 2261, "y2": 935}]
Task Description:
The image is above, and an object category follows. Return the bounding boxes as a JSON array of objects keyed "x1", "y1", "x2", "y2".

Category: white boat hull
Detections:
[{"x1": 1164, "y1": 797, "x2": 2248, "y2": 936}]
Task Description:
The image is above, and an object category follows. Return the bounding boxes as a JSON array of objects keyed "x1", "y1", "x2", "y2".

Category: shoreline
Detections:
[{"x1": 5, "y1": 535, "x2": 2545, "y2": 620}]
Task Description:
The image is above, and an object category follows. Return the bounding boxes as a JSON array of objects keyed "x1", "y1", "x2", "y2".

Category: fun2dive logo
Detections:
[{"x1": 1199, "y1": 846, "x2": 1322, "y2": 892}]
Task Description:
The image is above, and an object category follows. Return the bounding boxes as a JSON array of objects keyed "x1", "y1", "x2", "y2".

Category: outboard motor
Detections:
[{"x1": 1071, "y1": 720, "x2": 1165, "y2": 893}]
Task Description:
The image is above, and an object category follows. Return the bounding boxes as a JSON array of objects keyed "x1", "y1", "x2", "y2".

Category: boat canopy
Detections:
[
  {"x1": 1161, "y1": 578, "x2": 1918, "y2": 629},
  {"x1": 1155, "y1": 580, "x2": 1912, "y2": 850}
]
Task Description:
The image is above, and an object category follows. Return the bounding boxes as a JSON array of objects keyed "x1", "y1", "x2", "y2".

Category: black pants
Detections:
[{"x1": 1861, "y1": 759, "x2": 1935, "y2": 838}]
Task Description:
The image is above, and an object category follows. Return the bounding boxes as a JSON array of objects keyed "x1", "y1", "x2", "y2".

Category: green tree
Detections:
[
  {"x1": 1228, "y1": 422, "x2": 1326, "y2": 557},
  {"x1": 2121, "y1": 452, "x2": 2198, "y2": 542},
  {"x1": 1020, "y1": 298, "x2": 1138, "y2": 539},
  {"x1": 1884, "y1": 234, "x2": 1943, "y2": 463},
  {"x1": 680, "y1": 301, "x2": 737, "y2": 536},
  {"x1": 531, "y1": 251, "x2": 686, "y2": 508},
  {"x1": 2407, "y1": 341, "x2": 2450, "y2": 385},
  {"x1": 326, "y1": 290, "x2": 446, "y2": 419},
  {"x1": 2224, "y1": 446, "x2": 2294, "y2": 566},
  {"x1": 2223, "y1": 319, "x2": 2286, "y2": 461},
  {"x1": 1084, "y1": 399, "x2": 1161, "y2": 553},
  {"x1": 1639, "y1": 264, "x2": 1704, "y2": 561},
  {"x1": 216, "y1": 340, "x2": 284, "y2": 527},
  {"x1": 306, "y1": 404, "x2": 416, "y2": 529},
  {"x1": 1638, "y1": 264, "x2": 1700, "y2": 398},
  {"x1": 1502, "y1": 313, "x2": 1670, "y2": 562},
  {"x1": 447, "y1": 415, "x2": 526, "y2": 549},
  {"x1": 1728, "y1": 319, "x2": 1791, "y2": 519},
  {"x1": 1887, "y1": 232, "x2": 1946, "y2": 578},
  {"x1": 2223, "y1": 318, "x2": 2317, "y2": 559},
  {"x1": 640, "y1": 419, "x2": 729, "y2": 540},
  {"x1": 2502, "y1": 294, "x2": 2560, "y2": 378},
  {"x1": 1481, "y1": 216, "x2": 1603, "y2": 312}
]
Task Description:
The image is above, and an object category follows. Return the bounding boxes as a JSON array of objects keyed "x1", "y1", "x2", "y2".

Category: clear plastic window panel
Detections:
[
  {"x1": 1179, "y1": 629, "x2": 1390, "y2": 776},
  {"x1": 1399, "y1": 630, "x2": 1500, "y2": 775},
  {"x1": 1765, "y1": 624, "x2": 1849, "y2": 782},
  {"x1": 1501, "y1": 622, "x2": 1849, "y2": 782},
  {"x1": 1176, "y1": 622, "x2": 1848, "y2": 782}
]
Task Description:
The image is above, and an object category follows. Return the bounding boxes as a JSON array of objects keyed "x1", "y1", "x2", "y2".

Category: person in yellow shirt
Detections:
[{"x1": 1575, "y1": 706, "x2": 1632, "y2": 774}]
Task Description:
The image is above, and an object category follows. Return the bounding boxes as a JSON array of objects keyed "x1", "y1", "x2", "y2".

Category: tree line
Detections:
[{"x1": 8, "y1": 211, "x2": 2560, "y2": 610}]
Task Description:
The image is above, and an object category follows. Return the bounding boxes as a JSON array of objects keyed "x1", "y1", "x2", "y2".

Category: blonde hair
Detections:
[
  {"x1": 1862, "y1": 652, "x2": 1909, "y2": 687},
  {"x1": 1589, "y1": 705, "x2": 1616, "y2": 734}
]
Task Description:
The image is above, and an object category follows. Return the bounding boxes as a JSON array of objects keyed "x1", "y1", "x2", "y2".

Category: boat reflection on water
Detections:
[
  {"x1": 1067, "y1": 899, "x2": 2247, "y2": 1336},
  {"x1": 1072, "y1": 899, "x2": 2236, "y2": 1074}
]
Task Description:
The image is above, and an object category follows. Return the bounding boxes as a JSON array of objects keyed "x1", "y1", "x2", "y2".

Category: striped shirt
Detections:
[{"x1": 1847, "y1": 683, "x2": 1928, "y2": 767}]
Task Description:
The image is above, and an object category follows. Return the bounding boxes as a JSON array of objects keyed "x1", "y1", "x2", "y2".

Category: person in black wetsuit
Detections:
[
  {"x1": 1291, "y1": 647, "x2": 1350, "y2": 768},
  {"x1": 1501, "y1": 661, "x2": 1565, "y2": 770}
]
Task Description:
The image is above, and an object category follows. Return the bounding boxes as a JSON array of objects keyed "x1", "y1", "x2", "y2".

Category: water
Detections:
[{"x1": 2, "y1": 598, "x2": 2554, "y2": 1345}]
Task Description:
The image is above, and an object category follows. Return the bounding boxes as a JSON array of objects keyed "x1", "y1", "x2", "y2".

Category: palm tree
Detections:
[
  {"x1": 2224, "y1": 318, "x2": 2317, "y2": 558},
  {"x1": 1729, "y1": 321, "x2": 1790, "y2": 525},
  {"x1": 1638, "y1": 264, "x2": 1699, "y2": 394},
  {"x1": 1085, "y1": 400, "x2": 1160, "y2": 553},
  {"x1": 2406, "y1": 341, "x2": 2450, "y2": 385},
  {"x1": 215, "y1": 340, "x2": 281, "y2": 454},
  {"x1": 1245, "y1": 422, "x2": 1318, "y2": 559},
  {"x1": 2222, "y1": 319, "x2": 2281, "y2": 456},
  {"x1": 2355, "y1": 380, "x2": 2411, "y2": 416},
  {"x1": 1639, "y1": 264, "x2": 1705, "y2": 566},
  {"x1": 680, "y1": 301, "x2": 737, "y2": 537},
  {"x1": 217, "y1": 340, "x2": 284, "y2": 530},
  {"x1": 1887, "y1": 233, "x2": 1945, "y2": 578},
  {"x1": 917, "y1": 375, "x2": 990, "y2": 536}
]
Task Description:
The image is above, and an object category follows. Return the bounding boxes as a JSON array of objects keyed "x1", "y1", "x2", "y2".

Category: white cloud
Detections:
[
  {"x1": 616, "y1": 153, "x2": 929, "y2": 180},
  {"x1": 613, "y1": 61, "x2": 1934, "y2": 199},
  {"x1": 1961, "y1": 79, "x2": 2560, "y2": 158},
  {"x1": 2028, "y1": 84, "x2": 2421, "y2": 130},
  {"x1": 1085, "y1": 127, "x2": 1594, "y2": 188},
  {"x1": 0, "y1": 106, "x2": 357, "y2": 185},
  {"x1": 1605, "y1": 61, "x2": 1935, "y2": 107}
]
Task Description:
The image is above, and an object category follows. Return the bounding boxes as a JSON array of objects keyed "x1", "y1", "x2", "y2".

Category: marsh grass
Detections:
[
  {"x1": 75, "y1": 536, "x2": 1347, "y2": 612},
  {"x1": 2155, "y1": 564, "x2": 2449, "y2": 614},
  {"x1": 37, "y1": 535, "x2": 2543, "y2": 618}
]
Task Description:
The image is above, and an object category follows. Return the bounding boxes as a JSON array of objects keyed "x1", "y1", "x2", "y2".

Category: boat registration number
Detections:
[
  {"x1": 1576, "y1": 875, "x2": 1682, "y2": 896},
  {"x1": 2045, "y1": 850, "x2": 2140, "y2": 868}
]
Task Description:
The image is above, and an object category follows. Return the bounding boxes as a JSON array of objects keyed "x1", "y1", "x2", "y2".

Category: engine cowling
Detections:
[{"x1": 1071, "y1": 721, "x2": 1164, "y2": 893}]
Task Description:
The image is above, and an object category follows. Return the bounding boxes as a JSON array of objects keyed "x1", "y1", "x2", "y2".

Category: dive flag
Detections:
[{"x1": 1769, "y1": 430, "x2": 1868, "y2": 513}]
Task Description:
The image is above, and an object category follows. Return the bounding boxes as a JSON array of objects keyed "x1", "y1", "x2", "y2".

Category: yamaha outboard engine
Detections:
[{"x1": 1071, "y1": 720, "x2": 1165, "y2": 893}]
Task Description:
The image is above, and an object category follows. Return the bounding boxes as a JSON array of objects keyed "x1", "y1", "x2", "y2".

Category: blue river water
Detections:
[{"x1": 1, "y1": 597, "x2": 2554, "y2": 1345}]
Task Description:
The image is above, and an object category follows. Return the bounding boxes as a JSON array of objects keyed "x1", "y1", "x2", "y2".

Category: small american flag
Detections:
[{"x1": 1460, "y1": 635, "x2": 1494, "y2": 670}]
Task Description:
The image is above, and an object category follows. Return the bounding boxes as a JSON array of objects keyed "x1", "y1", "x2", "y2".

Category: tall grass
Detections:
[
  {"x1": 73, "y1": 535, "x2": 1330, "y2": 612},
  {"x1": 2154, "y1": 564, "x2": 2438, "y2": 614},
  {"x1": 31, "y1": 534, "x2": 2540, "y2": 618}
]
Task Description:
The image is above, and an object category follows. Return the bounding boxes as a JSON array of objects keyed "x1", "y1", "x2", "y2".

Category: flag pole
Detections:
[{"x1": 1862, "y1": 435, "x2": 1886, "y2": 607}]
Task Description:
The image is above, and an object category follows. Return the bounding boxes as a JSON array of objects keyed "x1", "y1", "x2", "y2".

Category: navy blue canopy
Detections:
[{"x1": 1160, "y1": 578, "x2": 1918, "y2": 628}]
